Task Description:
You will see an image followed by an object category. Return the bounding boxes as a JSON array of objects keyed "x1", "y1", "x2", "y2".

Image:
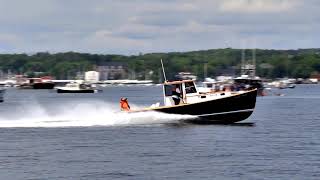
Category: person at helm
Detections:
[{"x1": 171, "y1": 85, "x2": 181, "y2": 105}]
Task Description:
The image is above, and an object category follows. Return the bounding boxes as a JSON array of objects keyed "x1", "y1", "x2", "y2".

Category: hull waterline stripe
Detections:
[{"x1": 196, "y1": 109, "x2": 254, "y2": 117}]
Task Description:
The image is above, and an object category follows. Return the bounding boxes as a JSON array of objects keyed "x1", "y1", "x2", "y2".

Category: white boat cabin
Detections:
[
  {"x1": 60, "y1": 82, "x2": 93, "y2": 90},
  {"x1": 163, "y1": 80, "x2": 236, "y2": 106}
]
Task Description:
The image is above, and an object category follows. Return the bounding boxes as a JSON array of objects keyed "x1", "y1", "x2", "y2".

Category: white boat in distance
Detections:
[
  {"x1": 56, "y1": 81, "x2": 100, "y2": 93},
  {"x1": 103, "y1": 79, "x2": 153, "y2": 85}
]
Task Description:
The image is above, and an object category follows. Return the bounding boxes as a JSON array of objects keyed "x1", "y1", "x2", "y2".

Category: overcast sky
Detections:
[{"x1": 0, "y1": 0, "x2": 319, "y2": 55}]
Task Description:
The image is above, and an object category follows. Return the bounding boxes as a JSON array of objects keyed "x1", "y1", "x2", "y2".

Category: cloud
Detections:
[
  {"x1": 219, "y1": 0, "x2": 298, "y2": 13},
  {"x1": 0, "y1": 33, "x2": 21, "y2": 52},
  {"x1": 0, "y1": 0, "x2": 319, "y2": 54}
]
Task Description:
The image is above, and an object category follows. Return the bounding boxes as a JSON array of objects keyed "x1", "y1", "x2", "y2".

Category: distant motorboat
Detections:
[
  {"x1": 18, "y1": 78, "x2": 55, "y2": 89},
  {"x1": 267, "y1": 79, "x2": 296, "y2": 89},
  {"x1": 56, "y1": 82, "x2": 100, "y2": 93},
  {"x1": 235, "y1": 49, "x2": 265, "y2": 96},
  {"x1": 234, "y1": 75, "x2": 264, "y2": 96},
  {"x1": 103, "y1": 79, "x2": 153, "y2": 85},
  {"x1": 0, "y1": 88, "x2": 5, "y2": 102}
]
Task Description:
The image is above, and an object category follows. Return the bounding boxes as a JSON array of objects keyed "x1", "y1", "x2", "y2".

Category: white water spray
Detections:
[{"x1": 0, "y1": 101, "x2": 194, "y2": 128}]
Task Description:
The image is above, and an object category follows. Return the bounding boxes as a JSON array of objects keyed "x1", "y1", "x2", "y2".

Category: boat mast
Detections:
[
  {"x1": 160, "y1": 59, "x2": 167, "y2": 82},
  {"x1": 160, "y1": 59, "x2": 167, "y2": 105}
]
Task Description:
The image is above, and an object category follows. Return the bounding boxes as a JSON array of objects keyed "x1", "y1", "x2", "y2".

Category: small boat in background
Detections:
[
  {"x1": 18, "y1": 77, "x2": 55, "y2": 89},
  {"x1": 56, "y1": 81, "x2": 100, "y2": 93},
  {"x1": 0, "y1": 88, "x2": 5, "y2": 102},
  {"x1": 267, "y1": 79, "x2": 296, "y2": 89},
  {"x1": 233, "y1": 75, "x2": 264, "y2": 95},
  {"x1": 234, "y1": 49, "x2": 265, "y2": 96}
]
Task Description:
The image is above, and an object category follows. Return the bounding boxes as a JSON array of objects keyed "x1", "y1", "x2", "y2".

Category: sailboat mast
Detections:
[
  {"x1": 252, "y1": 48, "x2": 256, "y2": 77},
  {"x1": 204, "y1": 63, "x2": 208, "y2": 80},
  {"x1": 241, "y1": 49, "x2": 245, "y2": 75}
]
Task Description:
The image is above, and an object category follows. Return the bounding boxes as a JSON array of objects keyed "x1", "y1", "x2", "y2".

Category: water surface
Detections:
[{"x1": 0, "y1": 85, "x2": 319, "y2": 179}]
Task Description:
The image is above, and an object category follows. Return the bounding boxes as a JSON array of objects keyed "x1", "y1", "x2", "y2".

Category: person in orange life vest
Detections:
[{"x1": 120, "y1": 97, "x2": 131, "y2": 111}]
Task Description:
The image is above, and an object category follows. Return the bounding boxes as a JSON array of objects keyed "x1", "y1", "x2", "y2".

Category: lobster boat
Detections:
[{"x1": 130, "y1": 79, "x2": 258, "y2": 124}]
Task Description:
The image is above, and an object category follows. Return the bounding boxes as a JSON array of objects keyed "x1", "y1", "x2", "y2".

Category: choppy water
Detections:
[{"x1": 0, "y1": 85, "x2": 319, "y2": 179}]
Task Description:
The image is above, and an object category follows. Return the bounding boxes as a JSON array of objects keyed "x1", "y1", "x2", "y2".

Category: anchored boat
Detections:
[
  {"x1": 18, "y1": 78, "x2": 55, "y2": 89},
  {"x1": 56, "y1": 81, "x2": 100, "y2": 93},
  {"x1": 131, "y1": 79, "x2": 258, "y2": 124},
  {"x1": 0, "y1": 88, "x2": 5, "y2": 102}
]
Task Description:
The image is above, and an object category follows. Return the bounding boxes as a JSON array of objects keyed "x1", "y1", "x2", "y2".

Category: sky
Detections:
[{"x1": 0, "y1": 0, "x2": 319, "y2": 55}]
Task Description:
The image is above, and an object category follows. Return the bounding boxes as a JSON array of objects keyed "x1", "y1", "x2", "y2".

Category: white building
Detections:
[
  {"x1": 85, "y1": 71, "x2": 100, "y2": 83},
  {"x1": 96, "y1": 62, "x2": 127, "y2": 80}
]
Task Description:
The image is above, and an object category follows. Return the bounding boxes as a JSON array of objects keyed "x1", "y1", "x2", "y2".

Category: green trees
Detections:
[{"x1": 0, "y1": 49, "x2": 320, "y2": 82}]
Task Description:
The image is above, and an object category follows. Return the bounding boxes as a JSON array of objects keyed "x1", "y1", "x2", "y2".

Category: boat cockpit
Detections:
[
  {"x1": 163, "y1": 80, "x2": 201, "y2": 106},
  {"x1": 163, "y1": 80, "x2": 241, "y2": 107}
]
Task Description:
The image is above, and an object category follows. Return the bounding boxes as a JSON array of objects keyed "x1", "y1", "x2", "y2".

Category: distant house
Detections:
[
  {"x1": 96, "y1": 62, "x2": 127, "y2": 80},
  {"x1": 85, "y1": 71, "x2": 99, "y2": 83}
]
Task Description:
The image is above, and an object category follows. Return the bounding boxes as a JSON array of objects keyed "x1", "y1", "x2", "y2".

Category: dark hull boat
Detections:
[
  {"x1": 57, "y1": 89, "x2": 96, "y2": 93},
  {"x1": 33, "y1": 82, "x2": 55, "y2": 89},
  {"x1": 19, "y1": 83, "x2": 55, "y2": 89},
  {"x1": 234, "y1": 78, "x2": 264, "y2": 96},
  {"x1": 130, "y1": 79, "x2": 258, "y2": 124},
  {"x1": 154, "y1": 89, "x2": 257, "y2": 124},
  {"x1": 0, "y1": 89, "x2": 5, "y2": 102},
  {"x1": 19, "y1": 78, "x2": 55, "y2": 89}
]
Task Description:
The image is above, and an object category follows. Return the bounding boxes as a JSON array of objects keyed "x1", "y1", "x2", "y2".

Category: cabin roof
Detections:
[
  {"x1": 164, "y1": 80, "x2": 194, "y2": 85},
  {"x1": 202, "y1": 81, "x2": 217, "y2": 84}
]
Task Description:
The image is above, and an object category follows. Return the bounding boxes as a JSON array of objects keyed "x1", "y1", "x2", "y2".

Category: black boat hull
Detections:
[
  {"x1": 0, "y1": 89, "x2": 4, "y2": 102},
  {"x1": 33, "y1": 83, "x2": 55, "y2": 89},
  {"x1": 57, "y1": 89, "x2": 95, "y2": 93},
  {"x1": 153, "y1": 89, "x2": 257, "y2": 124},
  {"x1": 19, "y1": 83, "x2": 55, "y2": 89}
]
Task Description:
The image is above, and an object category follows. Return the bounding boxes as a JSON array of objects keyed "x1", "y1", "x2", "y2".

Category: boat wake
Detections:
[{"x1": 0, "y1": 101, "x2": 194, "y2": 128}]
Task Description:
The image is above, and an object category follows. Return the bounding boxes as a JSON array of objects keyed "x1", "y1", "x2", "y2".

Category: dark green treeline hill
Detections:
[{"x1": 0, "y1": 48, "x2": 320, "y2": 82}]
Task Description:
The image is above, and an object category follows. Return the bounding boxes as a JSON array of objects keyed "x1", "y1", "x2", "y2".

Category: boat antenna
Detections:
[{"x1": 160, "y1": 59, "x2": 167, "y2": 82}]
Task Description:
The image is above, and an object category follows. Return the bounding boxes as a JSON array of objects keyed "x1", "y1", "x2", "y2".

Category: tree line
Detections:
[{"x1": 0, "y1": 48, "x2": 320, "y2": 82}]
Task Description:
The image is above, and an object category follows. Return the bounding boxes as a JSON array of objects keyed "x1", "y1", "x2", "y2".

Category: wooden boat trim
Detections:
[{"x1": 163, "y1": 80, "x2": 194, "y2": 85}]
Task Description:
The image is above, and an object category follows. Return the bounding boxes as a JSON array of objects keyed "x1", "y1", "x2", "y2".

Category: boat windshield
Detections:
[
  {"x1": 205, "y1": 83, "x2": 213, "y2": 88},
  {"x1": 164, "y1": 85, "x2": 173, "y2": 96},
  {"x1": 185, "y1": 81, "x2": 197, "y2": 94},
  {"x1": 164, "y1": 84, "x2": 183, "y2": 96},
  {"x1": 66, "y1": 83, "x2": 78, "y2": 88}
]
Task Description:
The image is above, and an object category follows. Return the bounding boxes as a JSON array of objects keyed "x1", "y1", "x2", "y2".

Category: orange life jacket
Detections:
[{"x1": 120, "y1": 100, "x2": 130, "y2": 111}]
